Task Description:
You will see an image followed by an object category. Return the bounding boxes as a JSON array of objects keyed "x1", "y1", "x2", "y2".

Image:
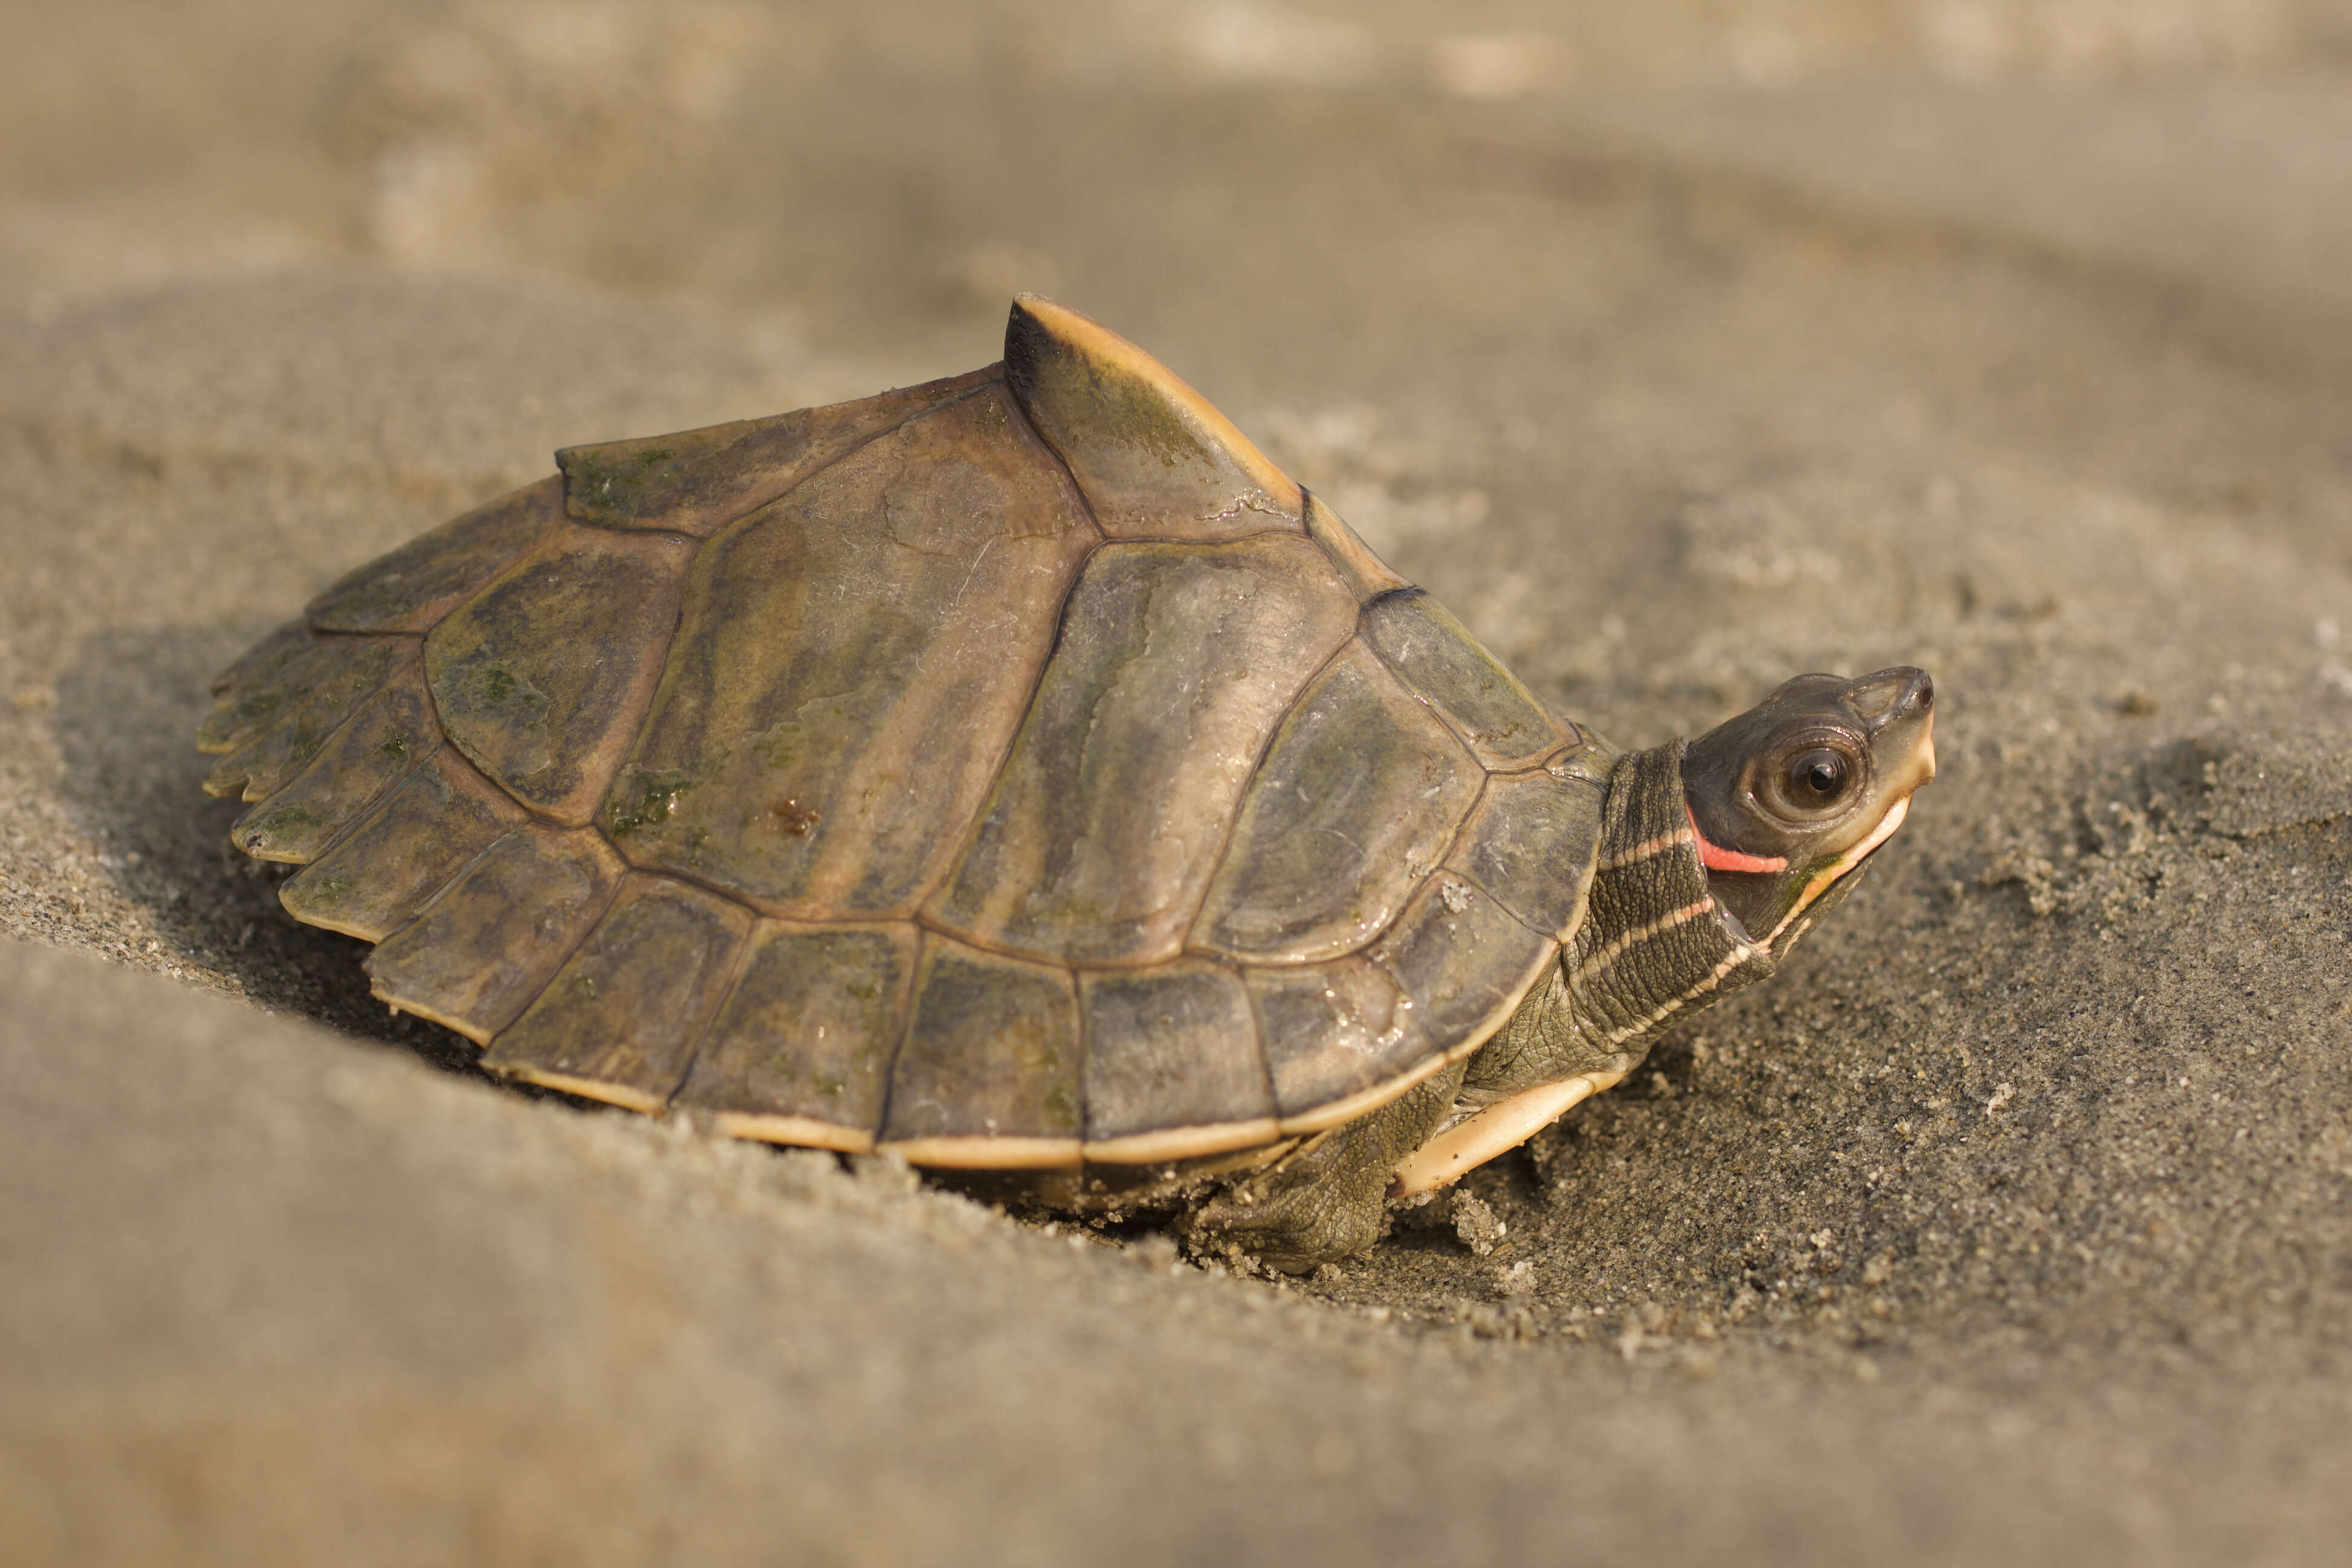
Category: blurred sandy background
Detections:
[{"x1": 4, "y1": 3, "x2": 2352, "y2": 1564}]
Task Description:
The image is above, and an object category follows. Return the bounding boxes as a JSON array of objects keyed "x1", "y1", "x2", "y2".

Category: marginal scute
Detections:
[
  {"x1": 1361, "y1": 590, "x2": 1575, "y2": 769},
  {"x1": 1446, "y1": 766, "x2": 1607, "y2": 941},
  {"x1": 878, "y1": 936, "x2": 1081, "y2": 1165},
  {"x1": 603, "y1": 383, "x2": 1097, "y2": 916},
  {"x1": 932, "y1": 534, "x2": 1359, "y2": 964},
  {"x1": 1079, "y1": 961, "x2": 1273, "y2": 1155},
  {"x1": 426, "y1": 522, "x2": 694, "y2": 823},
  {"x1": 1192, "y1": 641, "x2": 1481, "y2": 962},
  {"x1": 1368, "y1": 873, "x2": 1557, "y2": 1062},
  {"x1": 1244, "y1": 956, "x2": 1432, "y2": 1126},
  {"x1": 203, "y1": 638, "x2": 408, "y2": 801},
  {"x1": 673, "y1": 920, "x2": 921, "y2": 1149},
  {"x1": 206, "y1": 618, "x2": 313, "y2": 705},
  {"x1": 1004, "y1": 295, "x2": 1302, "y2": 541},
  {"x1": 1303, "y1": 490, "x2": 1408, "y2": 602},
  {"x1": 200, "y1": 631, "x2": 389, "y2": 755},
  {"x1": 557, "y1": 366, "x2": 1000, "y2": 538},
  {"x1": 306, "y1": 476, "x2": 563, "y2": 634},
  {"x1": 279, "y1": 748, "x2": 529, "y2": 941},
  {"x1": 483, "y1": 875, "x2": 756, "y2": 1110},
  {"x1": 365, "y1": 823, "x2": 627, "y2": 1044},
  {"x1": 230, "y1": 661, "x2": 439, "y2": 863}
]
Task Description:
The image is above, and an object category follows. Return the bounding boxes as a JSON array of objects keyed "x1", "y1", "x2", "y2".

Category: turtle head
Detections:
[{"x1": 1681, "y1": 667, "x2": 1935, "y2": 952}]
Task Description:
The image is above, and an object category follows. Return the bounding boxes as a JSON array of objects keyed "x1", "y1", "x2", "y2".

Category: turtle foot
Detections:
[
  {"x1": 1180, "y1": 1132, "x2": 1386, "y2": 1273},
  {"x1": 1181, "y1": 1062, "x2": 1466, "y2": 1273}
]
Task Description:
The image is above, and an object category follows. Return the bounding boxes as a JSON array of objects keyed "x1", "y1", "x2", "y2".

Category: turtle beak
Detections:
[{"x1": 1849, "y1": 667, "x2": 1936, "y2": 795}]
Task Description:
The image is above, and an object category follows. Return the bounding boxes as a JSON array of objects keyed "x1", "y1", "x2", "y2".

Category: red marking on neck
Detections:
[{"x1": 1687, "y1": 806, "x2": 1788, "y2": 875}]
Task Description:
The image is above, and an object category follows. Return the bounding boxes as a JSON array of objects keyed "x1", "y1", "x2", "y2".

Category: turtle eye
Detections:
[
  {"x1": 1758, "y1": 739, "x2": 1863, "y2": 820},
  {"x1": 1790, "y1": 748, "x2": 1847, "y2": 802}
]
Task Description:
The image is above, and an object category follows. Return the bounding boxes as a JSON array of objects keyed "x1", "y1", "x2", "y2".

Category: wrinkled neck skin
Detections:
[{"x1": 1463, "y1": 742, "x2": 1776, "y2": 1107}]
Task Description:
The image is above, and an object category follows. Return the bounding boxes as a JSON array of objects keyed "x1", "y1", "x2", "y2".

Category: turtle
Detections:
[{"x1": 197, "y1": 295, "x2": 1935, "y2": 1269}]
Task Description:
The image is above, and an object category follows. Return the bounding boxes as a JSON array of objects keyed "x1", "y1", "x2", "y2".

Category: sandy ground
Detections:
[{"x1": 4, "y1": 4, "x2": 2351, "y2": 1563}]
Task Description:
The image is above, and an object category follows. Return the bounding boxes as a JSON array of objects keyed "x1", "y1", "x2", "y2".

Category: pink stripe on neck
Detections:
[{"x1": 1687, "y1": 806, "x2": 1788, "y2": 874}]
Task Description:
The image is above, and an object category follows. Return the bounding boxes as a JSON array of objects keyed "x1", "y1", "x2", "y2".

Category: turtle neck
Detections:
[{"x1": 1463, "y1": 741, "x2": 1777, "y2": 1102}]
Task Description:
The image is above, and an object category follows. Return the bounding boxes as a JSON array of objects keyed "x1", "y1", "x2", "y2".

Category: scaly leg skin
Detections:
[{"x1": 1182, "y1": 1063, "x2": 1467, "y2": 1274}]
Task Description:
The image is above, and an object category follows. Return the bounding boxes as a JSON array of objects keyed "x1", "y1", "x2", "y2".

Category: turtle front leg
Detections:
[{"x1": 1182, "y1": 1062, "x2": 1466, "y2": 1273}]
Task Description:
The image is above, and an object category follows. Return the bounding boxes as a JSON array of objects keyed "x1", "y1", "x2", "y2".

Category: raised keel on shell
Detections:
[{"x1": 1005, "y1": 294, "x2": 1302, "y2": 541}]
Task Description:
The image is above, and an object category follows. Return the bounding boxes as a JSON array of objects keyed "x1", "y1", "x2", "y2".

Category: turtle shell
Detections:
[{"x1": 202, "y1": 297, "x2": 1608, "y2": 1170}]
